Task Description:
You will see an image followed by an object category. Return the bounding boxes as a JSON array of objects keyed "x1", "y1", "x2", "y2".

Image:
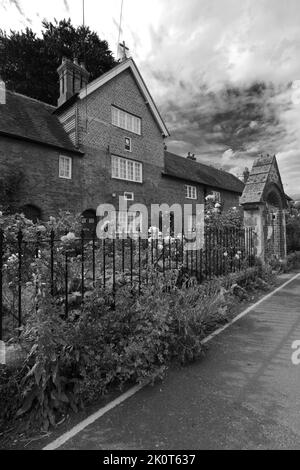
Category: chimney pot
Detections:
[
  {"x1": 187, "y1": 152, "x2": 196, "y2": 161},
  {"x1": 57, "y1": 56, "x2": 90, "y2": 107}
]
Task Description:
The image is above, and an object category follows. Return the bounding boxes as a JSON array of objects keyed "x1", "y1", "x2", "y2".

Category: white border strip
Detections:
[
  {"x1": 43, "y1": 384, "x2": 144, "y2": 450},
  {"x1": 201, "y1": 272, "x2": 300, "y2": 344},
  {"x1": 43, "y1": 272, "x2": 300, "y2": 450}
]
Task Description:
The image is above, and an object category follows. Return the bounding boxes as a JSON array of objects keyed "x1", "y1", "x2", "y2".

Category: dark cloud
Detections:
[
  {"x1": 138, "y1": 0, "x2": 300, "y2": 196},
  {"x1": 161, "y1": 81, "x2": 292, "y2": 181}
]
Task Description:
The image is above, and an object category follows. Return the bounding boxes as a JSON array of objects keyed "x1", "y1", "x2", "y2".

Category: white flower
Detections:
[
  {"x1": 8, "y1": 254, "x2": 18, "y2": 264},
  {"x1": 148, "y1": 226, "x2": 159, "y2": 234},
  {"x1": 205, "y1": 194, "x2": 215, "y2": 202},
  {"x1": 235, "y1": 254, "x2": 240, "y2": 260},
  {"x1": 61, "y1": 232, "x2": 76, "y2": 242},
  {"x1": 224, "y1": 252, "x2": 228, "y2": 257},
  {"x1": 215, "y1": 203, "x2": 221, "y2": 209},
  {"x1": 37, "y1": 225, "x2": 46, "y2": 233}
]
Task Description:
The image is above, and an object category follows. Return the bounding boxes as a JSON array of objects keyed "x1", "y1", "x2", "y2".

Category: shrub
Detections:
[{"x1": 0, "y1": 272, "x2": 225, "y2": 431}]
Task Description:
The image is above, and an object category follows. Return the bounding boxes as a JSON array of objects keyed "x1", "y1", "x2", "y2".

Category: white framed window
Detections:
[
  {"x1": 185, "y1": 185, "x2": 197, "y2": 200},
  {"x1": 117, "y1": 211, "x2": 142, "y2": 234},
  {"x1": 111, "y1": 106, "x2": 141, "y2": 135},
  {"x1": 59, "y1": 155, "x2": 72, "y2": 179},
  {"x1": 212, "y1": 191, "x2": 221, "y2": 203},
  {"x1": 125, "y1": 137, "x2": 132, "y2": 152},
  {"x1": 124, "y1": 192, "x2": 134, "y2": 201},
  {"x1": 111, "y1": 155, "x2": 143, "y2": 183}
]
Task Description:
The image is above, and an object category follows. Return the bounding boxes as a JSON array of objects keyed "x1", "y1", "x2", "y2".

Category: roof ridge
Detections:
[
  {"x1": 6, "y1": 89, "x2": 56, "y2": 109},
  {"x1": 83, "y1": 58, "x2": 131, "y2": 91},
  {"x1": 165, "y1": 151, "x2": 240, "y2": 181}
]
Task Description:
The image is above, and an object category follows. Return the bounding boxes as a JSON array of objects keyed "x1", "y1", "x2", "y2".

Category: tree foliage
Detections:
[
  {"x1": 0, "y1": 19, "x2": 117, "y2": 105},
  {"x1": 286, "y1": 202, "x2": 300, "y2": 252}
]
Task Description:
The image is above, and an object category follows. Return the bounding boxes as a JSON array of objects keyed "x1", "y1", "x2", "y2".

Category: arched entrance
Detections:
[
  {"x1": 20, "y1": 204, "x2": 42, "y2": 223},
  {"x1": 264, "y1": 185, "x2": 286, "y2": 259}
]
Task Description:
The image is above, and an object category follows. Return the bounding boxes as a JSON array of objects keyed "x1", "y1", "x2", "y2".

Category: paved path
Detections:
[{"x1": 60, "y1": 273, "x2": 300, "y2": 450}]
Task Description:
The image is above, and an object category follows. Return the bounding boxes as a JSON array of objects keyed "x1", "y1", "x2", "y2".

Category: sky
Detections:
[{"x1": 1, "y1": 0, "x2": 300, "y2": 199}]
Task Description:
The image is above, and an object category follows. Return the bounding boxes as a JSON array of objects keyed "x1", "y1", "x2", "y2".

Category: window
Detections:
[
  {"x1": 111, "y1": 155, "x2": 143, "y2": 183},
  {"x1": 59, "y1": 155, "x2": 72, "y2": 179},
  {"x1": 111, "y1": 106, "x2": 141, "y2": 135},
  {"x1": 212, "y1": 191, "x2": 221, "y2": 203},
  {"x1": 117, "y1": 211, "x2": 142, "y2": 234},
  {"x1": 125, "y1": 137, "x2": 132, "y2": 152},
  {"x1": 124, "y1": 192, "x2": 134, "y2": 201},
  {"x1": 185, "y1": 185, "x2": 197, "y2": 200}
]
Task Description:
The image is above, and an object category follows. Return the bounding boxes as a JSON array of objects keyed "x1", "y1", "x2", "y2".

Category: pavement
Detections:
[{"x1": 58, "y1": 272, "x2": 300, "y2": 450}]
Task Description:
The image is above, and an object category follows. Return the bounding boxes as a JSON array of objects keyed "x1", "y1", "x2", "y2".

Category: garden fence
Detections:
[{"x1": 0, "y1": 227, "x2": 255, "y2": 341}]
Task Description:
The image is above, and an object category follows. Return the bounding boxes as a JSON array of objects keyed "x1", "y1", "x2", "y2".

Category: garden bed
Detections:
[{"x1": 0, "y1": 263, "x2": 289, "y2": 450}]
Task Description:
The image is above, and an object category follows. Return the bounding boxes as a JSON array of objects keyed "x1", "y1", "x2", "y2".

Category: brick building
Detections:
[{"x1": 0, "y1": 56, "x2": 244, "y2": 231}]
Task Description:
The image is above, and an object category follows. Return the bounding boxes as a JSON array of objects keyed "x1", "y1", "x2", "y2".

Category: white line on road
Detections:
[
  {"x1": 43, "y1": 384, "x2": 144, "y2": 450},
  {"x1": 43, "y1": 271, "x2": 300, "y2": 450},
  {"x1": 201, "y1": 272, "x2": 300, "y2": 345}
]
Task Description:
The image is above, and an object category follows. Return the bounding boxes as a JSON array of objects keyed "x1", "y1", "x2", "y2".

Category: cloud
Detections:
[
  {"x1": 1, "y1": 0, "x2": 300, "y2": 197},
  {"x1": 63, "y1": 0, "x2": 70, "y2": 13},
  {"x1": 9, "y1": 0, "x2": 23, "y2": 16},
  {"x1": 132, "y1": 0, "x2": 300, "y2": 197}
]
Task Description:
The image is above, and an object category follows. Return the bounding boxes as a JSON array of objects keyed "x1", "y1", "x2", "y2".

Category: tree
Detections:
[
  {"x1": 0, "y1": 19, "x2": 117, "y2": 105},
  {"x1": 286, "y1": 202, "x2": 300, "y2": 252}
]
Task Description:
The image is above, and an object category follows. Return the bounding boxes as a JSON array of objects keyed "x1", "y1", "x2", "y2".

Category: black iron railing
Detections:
[{"x1": 0, "y1": 227, "x2": 255, "y2": 341}]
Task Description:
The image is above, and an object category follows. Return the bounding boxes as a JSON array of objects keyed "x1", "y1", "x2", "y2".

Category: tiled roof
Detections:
[
  {"x1": 163, "y1": 151, "x2": 245, "y2": 194},
  {"x1": 0, "y1": 90, "x2": 80, "y2": 153},
  {"x1": 240, "y1": 155, "x2": 279, "y2": 205}
]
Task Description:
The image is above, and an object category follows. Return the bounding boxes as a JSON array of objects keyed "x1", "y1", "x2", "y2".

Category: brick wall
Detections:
[
  {"x1": 57, "y1": 67, "x2": 241, "y2": 220},
  {"x1": 58, "y1": 68, "x2": 167, "y2": 215},
  {"x1": 0, "y1": 135, "x2": 83, "y2": 219},
  {"x1": 1, "y1": 67, "x2": 242, "y2": 224}
]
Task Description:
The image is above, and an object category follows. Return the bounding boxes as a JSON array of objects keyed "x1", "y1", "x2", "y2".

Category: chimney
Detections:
[
  {"x1": 243, "y1": 167, "x2": 250, "y2": 184},
  {"x1": 187, "y1": 152, "x2": 196, "y2": 161},
  {"x1": 57, "y1": 57, "x2": 90, "y2": 107}
]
